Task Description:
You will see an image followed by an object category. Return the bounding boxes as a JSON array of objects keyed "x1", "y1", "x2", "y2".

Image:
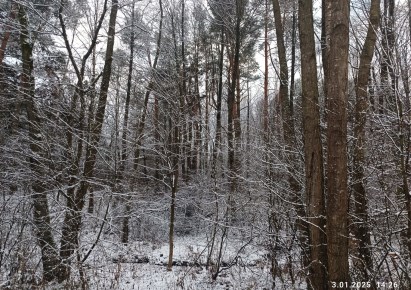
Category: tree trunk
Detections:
[
  {"x1": 380, "y1": 0, "x2": 395, "y2": 113},
  {"x1": 167, "y1": 5, "x2": 184, "y2": 270},
  {"x1": 57, "y1": 0, "x2": 109, "y2": 272},
  {"x1": 134, "y1": 0, "x2": 163, "y2": 171},
  {"x1": 289, "y1": 1, "x2": 296, "y2": 116},
  {"x1": 181, "y1": 0, "x2": 189, "y2": 181},
  {"x1": 0, "y1": 4, "x2": 16, "y2": 66},
  {"x1": 227, "y1": 0, "x2": 242, "y2": 194},
  {"x1": 212, "y1": 27, "x2": 225, "y2": 179},
  {"x1": 272, "y1": 0, "x2": 308, "y2": 280},
  {"x1": 352, "y1": 0, "x2": 380, "y2": 287},
  {"x1": 324, "y1": 0, "x2": 350, "y2": 286},
  {"x1": 298, "y1": 0, "x2": 328, "y2": 288},
  {"x1": 321, "y1": 0, "x2": 328, "y2": 115},
  {"x1": 167, "y1": 131, "x2": 179, "y2": 271},
  {"x1": 263, "y1": 0, "x2": 269, "y2": 139},
  {"x1": 120, "y1": 1, "x2": 136, "y2": 245},
  {"x1": 193, "y1": 45, "x2": 202, "y2": 172},
  {"x1": 18, "y1": 5, "x2": 63, "y2": 282},
  {"x1": 59, "y1": 0, "x2": 118, "y2": 279}
]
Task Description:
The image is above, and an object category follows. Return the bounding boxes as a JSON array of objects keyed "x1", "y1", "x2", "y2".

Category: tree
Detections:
[
  {"x1": 352, "y1": 0, "x2": 380, "y2": 286},
  {"x1": 298, "y1": 0, "x2": 327, "y2": 288},
  {"x1": 272, "y1": 0, "x2": 309, "y2": 282},
  {"x1": 17, "y1": 3, "x2": 63, "y2": 282},
  {"x1": 0, "y1": 3, "x2": 17, "y2": 66},
  {"x1": 226, "y1": 0, "x2": 242, "y2": 194},
  {"x1": 59, "y1": 0, "x2": 118, "y2": 279},
  {"x1": 324, "y1": 0, "x2": 350, "y2": 286}
]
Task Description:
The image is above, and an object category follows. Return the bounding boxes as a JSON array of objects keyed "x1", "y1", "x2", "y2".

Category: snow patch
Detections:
[{"x1": 3, "y1": 56, "x2": 22, "y2": 67}]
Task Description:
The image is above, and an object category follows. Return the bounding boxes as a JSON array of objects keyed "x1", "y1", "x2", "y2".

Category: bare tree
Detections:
[
  {"x1": 17, "y1": 4, "x2": 63, "y2": 282},
  {"x1": 59, "y1": 0, "x2": 118, "y2": 279},
  {"x1": 272, "y1": 0, "x2": 308, "y2": 281},
  {"x1": 352, "y1": 0, "x2": 380, "y2": 286}
]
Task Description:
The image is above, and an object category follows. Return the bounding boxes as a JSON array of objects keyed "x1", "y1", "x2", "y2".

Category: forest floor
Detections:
[
  {"x1": 1, "y1": 188, "x2": 306, "y2": 289},
  {"x1": 44, "y1": 236, "x2": 305, "y2": 290}
]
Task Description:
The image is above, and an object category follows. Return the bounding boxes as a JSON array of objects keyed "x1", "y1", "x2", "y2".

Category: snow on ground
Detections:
[
  {"x1": 81, "y1": 236, "x2": 274, "y2": 290},
  {"x1": 3, "y1": 56, "x2": 22, "y2": 67},
  {"x1": 42, "y1": 235, "x2": 306, "y2": 290}
]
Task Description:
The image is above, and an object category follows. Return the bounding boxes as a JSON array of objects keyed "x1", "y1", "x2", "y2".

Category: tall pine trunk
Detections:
[{"x1": 227, "y1": 0, "x2": 242, "y2": 194}]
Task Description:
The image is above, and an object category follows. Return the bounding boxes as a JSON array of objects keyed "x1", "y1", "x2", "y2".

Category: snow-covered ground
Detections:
[
  {"x1": 60, "y1": 236, "x2": 300, "y2": 290},
  {"x1": 1, "y1": 188, "x2": 306, "y2": 289}
]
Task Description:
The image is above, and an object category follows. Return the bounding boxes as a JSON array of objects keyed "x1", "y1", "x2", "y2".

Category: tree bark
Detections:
[
  {"x1": 227, "y1": 0, "x2": 242, "y2": 194},
  {"x1": 289, "y1": 1, "x2": 296, "y2": 116},
  {"x1": 167, "y1": 5, "x2": 184, "y2": 270},
  {"x1": 120, "y1": 1, "x2": 136, "y2": 244},
  {"x1": 212, "y1": 27, "x2": 225, "y2": 179},
  {"x1": 18, "y1": 5, "x2": 63, "y2": 282},
  {"x1": 0, "y1": 4, "x2": 16, "y2": 66},
  {"x1": 380, "y1": 0, "x2": 395, "y2": 113},
  {"x1": 324, "y1": 0, "x2": 350, "y2": 286},
  {"x1": 321, "y1": 0, "x2": 328, "y2": 100},
  {"x1": 167, "y1": 139, "x2": 179, "y2": 271},
  {"x1": 263, "y1": 0, "x2": 269, "y2": 140},
  {"x1": 298, "y1": 0, "x2": 327, "y2": 288}
]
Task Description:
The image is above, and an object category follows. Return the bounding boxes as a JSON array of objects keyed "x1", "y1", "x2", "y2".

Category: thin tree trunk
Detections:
[
  {"x1": 289, "y1": 1, "x2": 296, "y2": 116},
  {"x1": 194, "y1": 45, "x2": 201, "y2": 172},
  {"x1": 134, "y1": 0, "x2": 163, "y2": 170},
  {"x1": 263, "y1": 0, "x2": 269, "y2": 139},
  {"x1": 352, "y1": 0, "x2": 380, "y2": 287},
  {"x1": 58, "y1": 0, "x2": 105, "y2": 252},
  {"x1": 204, "y1": 46, "x2": 211, "y2": 172},
  {"x1": 154, "y1": 93, "x2": 160, "y2": 181},
  {"x1": 120, "y1": 1, "x2": 136, "y2": 244},
  {"x1": 212, "y1": 27, "x2": 225, "y2": 179},
  {"x1": 227, "y1": 0, "x2": 242, "y2": 194},
  {"x1": 396, "y1": 91, "x2": 411, "y2": 271},
  {"x1": 321, "y1": 0, "x2": 328, "y2": 113},
  {"x1": 59, "y1": 0, "x2": 118, "y2": 279},
  {"x1": 272, "y1": 0, "x2": 308, "y2": 280},
  {"x1": 178, "y1": 0, "x2": 188, "y2": 181},
  {"x1": 380, "y1": 0, "x2": 395, "y2": 113},
  {"x1": 235, "y1": 73, "x2": 241, "y2": 148},
  {"x1": 57, "y1": 0, "x2": 109, "y2": 270},
  {"x1": 87, "y1": 46, "x2": 98, "y2": 214},
  {"x1": 387, "y1": 0, "x2": 396, "y2": 111},
  {"x1": 167, "y1": 126, "x2": 179, "y2": 271},
  {"x1": 167, "y1": 5, "x2": 184, "y2": 270},
  {"x1": 0, "y1": 4, "x2": 16, "y2": 66}
]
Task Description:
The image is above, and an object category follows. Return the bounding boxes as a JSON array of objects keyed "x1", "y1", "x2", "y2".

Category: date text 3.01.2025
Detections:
[{"x1": 330, "y1": 281, "x2": 399, "y2": 289}]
